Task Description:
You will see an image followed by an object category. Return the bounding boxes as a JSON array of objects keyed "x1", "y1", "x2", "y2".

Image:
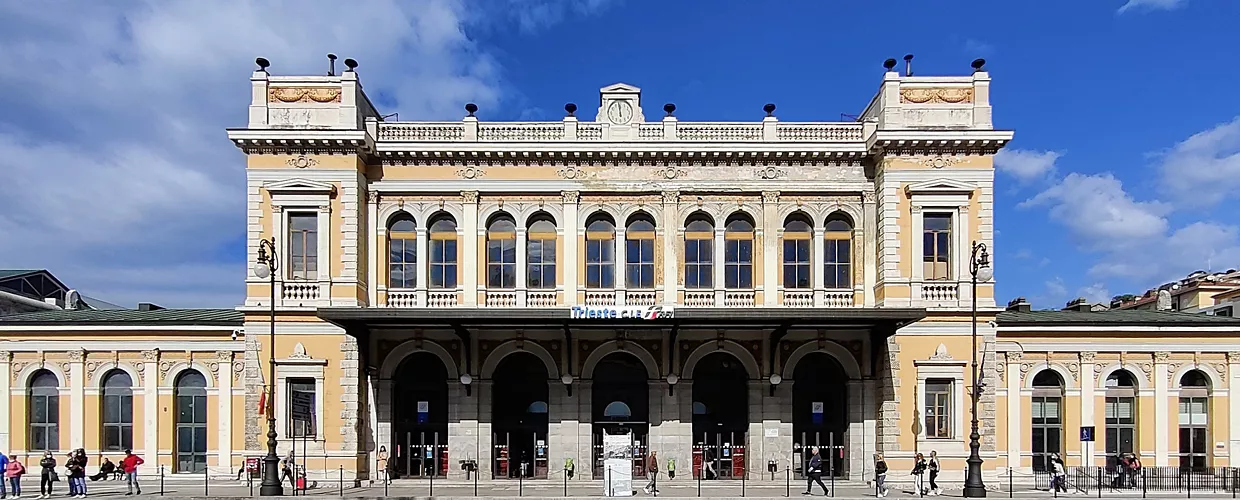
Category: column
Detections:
[
  {"x1": 761, "y1": 191, "x2": 780, "y2": 306},
  {"x1": 0, "y1": 351, "x2": 10, "y2": 452},
  {"x1": 69, "y1": 349, "x2": 85, "y2": 449},
  {"x1": 660, "y1": 191, "x2": 679, "y2": 304},
  {"x1": 861, "y1": 189, "x2": 877, "y2": 307},
  {"x1": 1154, "y1": 351, "x2": 1170, "y2": 466},
  {"x1": 562, "y1": 191, "x2": 580, "y2": 305},
  {"x1": 812, "y1": 228, "x2": 825, "y2": 306},
  {"x1": 747, "y1": 380, "x2": 764, "y2": 478},
  {"x1": 367, "y1": 191, "x2": 379, "y2": 306},
  {"x1": 1230, "y1": 352, "x2": 1240, "y2": 467},
  {"x1": 713, "y1": 228, "x2": 726, "y2": 305},
  {"x1": 476, "y1": 380, "x2": 494, "y2": 479},
  {"x1": 416, "y1": 227, "x2": 429, "y2": 305},
  {"x1": 1005, "y1": 352, "x2": 1022, "y2": 470},
  {"x1": 845, "y1": 380, "x2": 864, "y2": 480},
  {"x1": 615, "y1": 228, "x2": 627, "y2": 305},
  {"x1": 447, "y1": 383, "x2": 479, "y2": 480},
  {"x1": 547, "y1": 382, "x2": 571, "y2": 483},
  {"x1": 577, "y1": 380, "x2": 594, "y2": 480},
  {"x1": 860, "y1": 379, "x2": 879, "y2": 481},
  {"x1": 216, "y1": 351, "x2": 234, "y2": 474},
  {"x1": 461, "y1": 191, "x2": 479, "y2": 306},
  {"x1": 516, "y1": 228, "x2": 528, "y2": 305},
  {"x1": 1079, "y1": 352, "x2": 1097, "y2": 466},
  {"x1": 143, "y1": 350, "x2": 160, "y2": 468}
]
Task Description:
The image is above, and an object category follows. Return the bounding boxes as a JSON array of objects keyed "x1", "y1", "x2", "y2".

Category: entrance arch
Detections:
[
  {"x1": 692, "y1": 351, "x2": 749, "y2": 479},
  {"x1": 491, "y1": 352, "x2": 549, "y2": 479},
  {"x1": 392, "y1": 352, "x2": 450, "y2": 477},
  {"x1": 791, "y1": 352, "x2": 849, "y2": 477},
  {"x1": 591, "y1": 352, "x2": 651, "y2": 479}
]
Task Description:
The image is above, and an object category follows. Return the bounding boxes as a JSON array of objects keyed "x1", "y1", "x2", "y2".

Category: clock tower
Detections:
[{"x1": 596, "y1": 82, "x2": 644, "y2": 139}]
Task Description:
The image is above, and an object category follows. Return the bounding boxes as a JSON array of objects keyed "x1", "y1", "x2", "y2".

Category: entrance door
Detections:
[
  {"x1": 792, "y1": 352, "x2": 848, "y2": 478},
  {"x1": 492, "y1": 352, "x2": 549, "y2": 479},
  {"x1": 692, "y1": 352, "x2": 749, "y2": 480},
  {"x1": 392, "y1": 352, "x2": 450, "y2": 478},
  {"x1": 174, "y1": 371, "x2": 208, "y2": 473},
  {"x1": 591, "y1": 353, "x2": 651, "y2": 478}
]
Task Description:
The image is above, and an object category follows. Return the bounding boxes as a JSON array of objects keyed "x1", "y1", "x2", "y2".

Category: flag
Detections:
[{"x1": 258, "y1": 388, "x2": 267, "y2": 415}]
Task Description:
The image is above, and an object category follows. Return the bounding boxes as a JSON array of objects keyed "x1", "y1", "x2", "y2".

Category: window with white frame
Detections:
[
  {"x1": 486, "y1": 214, "x2": 517, "y2": 289},
  {"x1": 782, "y1": 215, "x2": 812, "y2": 289},
  {"x1": 387, "y1": 214, "x2": 417, "y2": 289},
  {"x1": 723, "y1": 213, "x2": 754, "y2": 289},
  {"x1": 288, "y1": 212, "x2": 319, "y2": 280},
  {"x1": 1178, "y1": 370, "x2": 1210, "y2": 469},
  {"x1": 288, "y1": 377, "x2": 317, "y2": 438},
  {"x1": 585, "y1": 216, "x2": 615, "y2": 289},
  {"x1": 527, "y1": 215, "x2": 557, "y2": 289},
  {"x1": 823, "y1": 214, "x2": 853, "y2": 289},
  {"x1": 924, "y1": 379, "x2": 953, "y2": 438},
  {"x1": 625, "y1": 215, "x2": 657, "y2": 289},
  {"x1": 922, "y1": 213, "x2": 952, "y2": 280},
  {"x1": 428, "y1": 214, "x2": 458, "y2": 289},
  {"x1": 684, "y1": 215, "x2": 714, "y2": 289}
]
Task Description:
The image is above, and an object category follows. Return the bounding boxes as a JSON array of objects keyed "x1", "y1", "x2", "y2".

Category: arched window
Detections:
[
  {"x1": 824, "y1": 213, "x2": 853, "y2": 289},
  {"x1": 174, "y1": 370, "x2": 208, "y2": 473},
  {"x1": 1104, "y1": 370, "x2": 1138, "y2": 467},
  {"x1": 486, "y1": 214, "x2": 517, "y2": 289},
  {"x1": 387, "y1": 214, "x2": 417, "y2": 289},
  {"x1": 1178, "y1": 370, "x2": 1211, "y2": 469},
  {"x1": 782, "y1": 215, "x2": 813, "y2": 289},
  {"x1": 28, "y1": 370, "x2": 59, "y2": 451},
  {"x1": 527, "y1": 215, "x2": 557, "y2": 289},
  {"x1": 684, "y1": 215, "x2": 714, "y2": 289},
  {"x1": 585, "y1": 216, "x2": 616, "y2": 289},
  {"x1": 603, "y1": 401, "x2": 633, "y2": 419},
  {"x1": 1030, "y1": 370, "x2": 1064, "y2": 473},
  {"x1": 724, "y1": 213, "x2": 754, "y2": 289},
  {"x1": 428, "y1": 214, "x2": 458, "y2": 289},
  {"x1": 625, "y1": 214, "x2": 657, "y2": 289},
  {"x1": 101, "y1": 370, "x2": 134, "y2": 451}
]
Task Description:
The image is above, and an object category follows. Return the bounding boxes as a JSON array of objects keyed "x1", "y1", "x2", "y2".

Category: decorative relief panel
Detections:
[
  {"x1": 920, "y1": 156, "x2": 959, "y2": 169},
  {"x1": 455, "y1": 166, "x2": 486, "y2": 179},
  {"x1": 754, "y1": 166, "x2": 787, "y2": 180},
  {"x1": 268, "y1": 87, "x2": 342, "y2": 103},
  {"x1": 287, "y1": 155, "x2": 318, "y2": 169},
  {"x1": 899, "y1": 87, "x2": 974, "y2": 104}
]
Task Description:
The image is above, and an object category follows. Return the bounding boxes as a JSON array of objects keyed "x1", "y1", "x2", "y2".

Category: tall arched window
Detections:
[
  {"x1": 428, "y1": 214, "x2": 458, "y2": 289},
  {"x1": 101, "y1": 370, "x2": 134, "y2": 451},
  {"x1": 486, "y1": 214, "x2": 517, "y2": 289},
  {"x1": 1104, "y1": 370, "x2": 1138, "y2": 467},
  {"x1": 625, "y1": 214, "x2": 657, "y2": 289},
  {"x1": 527, "y1": 215, "x2": 557, "y2": 289},
  {"x1": 684, "y1": 215, "x2": 714, "y2": 289},
  {"x1": 585, "y1": 215, "x2": 616, "y2": 289},
  {"x1": 388, "y1": 213, "x2": 417, "y2": 289},
  {"x1": 174, "y1": 370, "x2": 208, "y2": 473},
  {"x1": 28, "y1": 370, "x2": 59, "y2": 451},
  {"x1": 1178, "y1": 370, "x2": 1211, "y2": 469},
  {"x1": 782, "y1": 214, "x2": 812, "y2": 289},
  {"x1": 1030, "y1": 370, "x2": 1064, "y2": 473},
  {"x1": 824, "y1": 213, "x2": 853, "y2": 289},
  {"x1": 724, "y1": 213, "x2": 755, "y2": 289}
]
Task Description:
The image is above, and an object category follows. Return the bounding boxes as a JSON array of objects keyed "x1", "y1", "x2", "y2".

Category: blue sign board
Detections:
[{"x1": 1080, "y1": 426, "x2": 1095, "y2": 442}]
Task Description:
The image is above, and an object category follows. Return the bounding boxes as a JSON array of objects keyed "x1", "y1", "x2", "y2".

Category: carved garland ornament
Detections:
[
  {"x1": 455, "y1": 166, "x2": 486, "y2": 179},
  {"x1": 755, "y1": 166, "x2": 787, "y2": 180},
  {"x1": 921, "y1": 156, "x2": 959, "y2": 169},
  {"x1": 656, "y1": 166, "x2": 686, "y2": 180},
  {"x1": 267, "y1": 87, "x2": 342, "y2": 103},
  {"x1": 899, "y1": 87, "x2": 974, "y2": 104},
  {"x1": 287, "y1": 155, "x2": 318, "y2": 169},
  {"x1": 557, "y1": 166, "x2": 587, "y2": 180}
]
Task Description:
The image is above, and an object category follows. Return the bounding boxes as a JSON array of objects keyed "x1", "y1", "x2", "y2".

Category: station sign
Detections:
[{"x1": 570, "y1": 305, "x2": 675, "y2": 320}]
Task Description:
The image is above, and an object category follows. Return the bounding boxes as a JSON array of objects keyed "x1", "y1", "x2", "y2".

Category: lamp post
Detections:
[
  {"x1": 964, "y1": 241, "x2": 993, "y2": 498},
  {"x1": 254, "y1": 237, "x2": 284, "y2": 496}
]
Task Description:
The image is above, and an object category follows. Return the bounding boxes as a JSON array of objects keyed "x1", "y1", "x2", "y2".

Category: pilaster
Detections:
[
  {"x1": 1079, "y1": 352, "x2": 1096, "y2": 466},
  {"x1": 367, "y1": 191, "x2": 379, "y2": 306},
  {"x1": 1005, "y1": 351, "x2": 1021, "y2": 470},
  {"x1": 1230, "y1": 352, "x2": 1240, "y2": 467},
  {"x1": 0, "y1": 351, "x2": 10, "y2": 452},
  {"x1": 142, "y1": 349, "x2": 160, "y2": 463},
  {"x1": 1154, "y1": 351, "x2": 1170, "y2": 466},
  {"x1": 69, "y1": 349, "x2": 85, "y2": 449},
  {"x1": 462, "y1": 191, "x2": 479, "y2": 306},
  {"x1": 216, "y1": 351, "x2": 234, "y2": 473},
  {"x1": 661, "y1": 191, "x2": 679, "y2": 303},
  {"x1": 562, "y1": 191, "x2": 580, "y2": 305},
  {"x1": 516, "y1": 228, "x2": 529, "y2": 305},
  {"x1": 761, "y1": 191, "x2": 780, "y2": 305}
]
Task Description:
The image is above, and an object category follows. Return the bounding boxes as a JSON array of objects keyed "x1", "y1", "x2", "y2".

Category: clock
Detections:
[{"x1": 606, "y1": 100, "x2": 634, "y2": 124}]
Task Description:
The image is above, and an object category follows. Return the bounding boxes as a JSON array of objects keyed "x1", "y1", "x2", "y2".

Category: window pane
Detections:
[
  {"x1": 194, "y1": 396, "x2": 207, "y2": 423},
  {"x1": 104, "y1": 396, "x2": 120, "y2": 423},
  {"x1": 178, "y1": 427, "x2": 193, "y2": 453},
  {"x1": 32, "y1": 396, "x2": 47, "y2": 422}
]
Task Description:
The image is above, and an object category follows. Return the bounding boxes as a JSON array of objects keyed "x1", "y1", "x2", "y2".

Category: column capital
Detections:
[
  {"x1": 1005, "y1": 351, "x2": 1023, "y2": 363},
  {"x1": 661, "y1": 190, "x2": 680, "y2": 205},
  {"x1": 1228, "y1": 352, "x2": 1240, "y2": 363},
  {"x1": 367, "y1": 190, "x2": 378, "y2": 204},
  {"x1": 761, "y1": 191, "x2": 780, "y2": 204},
  {"x1": 141, "y1": 349, "x2": 160, "y2": 362},
  {"x1": 216, "y1": 350, "x2": 234, "y2": 362},
  {"x1": 560, "y1": 190, "x2": 580, "y2": 204},
  {"x1": 0, "y1": 350, "x2": 10, "y2": 362},
  {"x1": 67, "y1": 349, "x2": 86, "y2": 362},
  {"x1": 1154, "y1": 351, "x2": 1171, "y2": 363},
  {"x1": 1079, "y1": 351, "x2": 1096, "y2": 363},
  {"x1": 461, "y1": 191, "x2": 479, "y2": 204}
]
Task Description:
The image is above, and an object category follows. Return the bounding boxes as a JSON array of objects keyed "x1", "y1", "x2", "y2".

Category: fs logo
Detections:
[{"x1": 570, "y1": 305, "x2": 676, "y2": 320}]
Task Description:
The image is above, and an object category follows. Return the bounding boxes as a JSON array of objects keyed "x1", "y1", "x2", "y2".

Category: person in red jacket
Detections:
[{"x1": 120, "y1": 450, "x2": 144, "y2": 496}]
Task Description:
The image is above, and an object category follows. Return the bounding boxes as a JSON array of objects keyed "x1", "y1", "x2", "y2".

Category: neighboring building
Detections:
[
  {"x1": 0, "y1": 269, "x2": 124, "y2": 316},
  {"x1": 0, "y1": 59, "x2": 1237, "y2": 486},
  {"x1": 1112, "y1": 270, "x2": 1240, "y2": 314}
]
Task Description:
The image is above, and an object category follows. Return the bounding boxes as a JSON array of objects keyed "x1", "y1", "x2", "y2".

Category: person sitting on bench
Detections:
[{"x1": 89, "y1": 458, "x2": 117, "y2": 481}]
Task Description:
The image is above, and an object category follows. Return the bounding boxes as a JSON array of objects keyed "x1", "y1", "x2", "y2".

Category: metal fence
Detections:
[{"x1": 1030, "y1": 466, "x2": 1240, "y2": 496}]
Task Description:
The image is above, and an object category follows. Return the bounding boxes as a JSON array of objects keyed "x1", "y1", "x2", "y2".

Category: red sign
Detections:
[{"x1": 245, "y1": 458, "x2": 259, "y2": 472}]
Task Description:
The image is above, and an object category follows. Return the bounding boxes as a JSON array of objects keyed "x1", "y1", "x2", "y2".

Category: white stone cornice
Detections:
[{"x1": 868, "y1": 129, "x2": 1013, "y2": 155}]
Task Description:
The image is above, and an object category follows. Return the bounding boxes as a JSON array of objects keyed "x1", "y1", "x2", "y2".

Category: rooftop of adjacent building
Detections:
[
  {"x1": 1109, "y1": 269, "x2": 1240, "y2": 312},
  {"x1": 0, "y1": 268, "x2": 159, "y2": 317},
  {"x1": 1001, "y1": 296, "x2": 1240, "y2": 326}
]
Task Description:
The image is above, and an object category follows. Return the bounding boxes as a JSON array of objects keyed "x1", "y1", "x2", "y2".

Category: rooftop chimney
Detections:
[
  {"x1": 1063, "y1": 298, "x2": 1093, "y2": 312},
  {"x1": 1006, "y1": 297, "x2": 1032, "y2": 313},
  {"x1": 137, "y1": 303, "x2": 164, "y2": 311}
]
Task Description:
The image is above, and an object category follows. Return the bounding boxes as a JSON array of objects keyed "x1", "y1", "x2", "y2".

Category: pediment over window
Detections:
[
  {"x1": 264, "y1": 178, "x2": 337, "y2": 195},
  {"x1": 904, "y1": 178, "x2": 976, "y2": 195}
]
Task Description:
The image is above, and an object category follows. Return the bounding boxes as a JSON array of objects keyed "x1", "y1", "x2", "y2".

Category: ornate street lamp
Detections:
[
  {"x1": 253, "y1": 237, "x2": 284, "y2": 496},
  {"x1": 964, "y1": 241, "x2": 993, "y2": 498}
]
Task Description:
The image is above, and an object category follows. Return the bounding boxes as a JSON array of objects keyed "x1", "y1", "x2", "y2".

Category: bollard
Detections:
[
  {"x1": 519, "y1": 466, "x2": 523, "y2": 497},
  {"x1": 564, "y1": 467, "x2": 568, "y2": 497},
  {"x1": 1008, "y1": 466, "x2": 1013, "y2": 499},
  {"x1": 742, "y1": 466, "x2": 746, "y2": 497},
  {"x1": 205, "y1": 465, "x2": 209, "y2": 496},
  {"x1": 1188, "y1": 467, "x2": 1193, "y2": 499},
  {"x1": 697, "y1": 462, "x2": 701, "y2": 497},
  {"x1": 474, "y1": 460, "x2": 479, "y2": 497},
  {"x1": 430, "y1": 463, "x2": 435, "y2": 497},
  {"x1": 1097, "y1": 466, "x2": 1102, "y2": 499},
  {"x1": 339, "y1": 465, "x2": 344, "y2": 497},
  {"x1": 160, "y1": 465, "x2": 165, "y2": 496},
  {"x1": 1142, "y1": 467, "x2": 1147, "y2": 499},
  {"x1": 384, "y1": 468, "x2": 389, "y2": 497},
  {"x1": 786, "y1": 465, "x2": 790, "y2": 498}
]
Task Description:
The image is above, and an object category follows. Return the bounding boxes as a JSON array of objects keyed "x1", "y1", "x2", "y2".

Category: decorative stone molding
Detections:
[
  {"x1": 289, "y1": 342, "x2": 310, "y2": 359},
  {"x1": 67, "y1": 350, "x2": 85, "y2": 362},
  {"x1": 920, "y1": 156, "x2": 959, "y2": 169},
  {"x1": 286, "y1": 155, "x2": 318, "y2": 169},
  {"x1": 561, "y1": 190, "x2": 580, "y2": 204},
  {"x1": 1167, "y1": 362, "x2": 1181, "y2": 383},
  {"x1": 367, "y1": 190, "x2": 378, "y2": 203},
  {"x1": 455, "y1": 166, "x2": 485, "y2": 179},
  {"x1": 1079, "y1": 351, "x2": 1096, "y2": 363},
  {"x1": 761, "y1": 191, "x2": 780, "y2": 204},
  {"x1": 1154, "y1": 351, "x2": 1171, "y2": 363},
  {"x1": 996, "y1": 363, "x2": 1005, "y2": 382},
  {"x1": 135, "y1": 362, "x2": 145, "y2": 378},
  {"x1": 754, "y1": 166, "x2": 787, "y2": 179},
  {"x1": 11, "y1": 361, "x2": 27, "y2": 378},
  {"x1": 158, "y1": 361, "x2": 173, "y2": 381},
  {"x1": 233, "y1": 361, "x2": 245, "y2": 382},
  {"x1": 557, "y1": 166, "x2": 588, "y2": 180},
  {"x1": 267, "y1": 87, "x2": 341, "y2": 103},
  {"x1": 141, "y1": 349, "x2": 160, "y2": 362},
  {"x1": 60, "y1": 362, "x2": 72, "y2": 383},
  {"x1": 661, "y1": 191, "x2": 680, "y2": 204},
  {"x1": 0, "y1": 350, "x2": 10, "y2": 362},
  {"x1": 899, "y1": 87, "x2": 974, "y2": 104},
  {"x1": 1229, "y1": 352, "x2": 1240, "y2": 363},
  {"x1": 1005, "y1": 351, "x2": 1022, "y2": 363},
  {"x1": 655, "y1": 166, "x2": 686, "y2": 180},
  {"x1": 461, "y1": 191, "x2": 479, "y2": 204},
  {"x1": 929, "y1": 343, "x2": 953, "y2": 361}
]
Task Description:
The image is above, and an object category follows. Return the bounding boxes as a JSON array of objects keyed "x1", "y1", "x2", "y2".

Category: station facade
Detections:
[{"x1": 1, "y1": 60, "x2": 1238, "y2": 485}]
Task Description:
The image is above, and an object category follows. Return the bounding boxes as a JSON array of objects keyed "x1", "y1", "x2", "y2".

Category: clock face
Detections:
[{"x1": 606, "y1": 100, "x2": 633, "y2": 124}]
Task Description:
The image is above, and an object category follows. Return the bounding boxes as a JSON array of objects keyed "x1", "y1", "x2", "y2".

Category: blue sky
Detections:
[{"x1": 0, "y1": 0, "x2": 1237, "y2": 308}]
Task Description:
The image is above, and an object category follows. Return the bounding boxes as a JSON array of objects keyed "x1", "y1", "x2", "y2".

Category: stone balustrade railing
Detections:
[{"x1": 376, "y1": 120, "x2": 863, "y2": 143}]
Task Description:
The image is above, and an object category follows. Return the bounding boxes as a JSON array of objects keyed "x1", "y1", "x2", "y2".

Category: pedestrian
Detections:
[
  {"x1": 120, "y1": 449, "x2": 143, "y2": 496},
  {"x1": 927, "y1": 450, "x2": 941, "y2": 496},
  {"x1": 702, "y1": 447, "x2": 716, "y2": 480},
  {"x1": 281, "y1": 451, "x2": 295, "y2": 489},
  {"x1": 0, "y1": 451, "x2": 8, "y2": 499},
  {"x1": 376, "y1": 446, "x2": 390, "y2": 485},
  {"x1": 643, "y1": 451, "x2": 659, "y2": 495},
  {"x1": 1127, "y1": 454, "x2": 1142, "y2": 488},
  {"x1": 4, "y1": 455, "x2": 24, "y2": 499},
  {"x1": 874, "y1": 454, "x2": 888, "y2": 498},
  {"x1": 911, "y1": 453, "x2": 928, "y2": 496},
  {"x1": 802, "y1": 447, "x2": 828, "y2": 496},
  {"x1": 71, "y1": 449, "x2": 88, "y2": 498},
  {"x1": 1050, "y1": 453, "x2": 1068, "y2": 494},
  {"x1": 38, "y1": 452, "x2": 56, "y2": 499}
]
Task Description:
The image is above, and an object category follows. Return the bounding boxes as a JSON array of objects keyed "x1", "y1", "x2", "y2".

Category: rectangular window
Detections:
[
  {"x1": 724, "y1": 237, "x2": 753, "y2": 289},
  {"x1": 1030, "y1": 396, "x2": 1062, "y2": 472},
  {"x1": 102, "y1": 390, "x2": 134, "y2": 451},
  {"x1": 527, "y1": 237, "x2": 557, "y2": 289},
  {"x1": 626, "y1": 238, "x2": 656, "y2": 289},
  {"x1": 585, "y1": 238, "x2": 615, "y2": 289},
  {"x1": 429, "y1": 238, "x2": 458, "y2": 289},
  {"x1": 782, "y1": 238, "x2": 811, "y2": 289},
  {"x1": 486, "y1": 238, "x2": 517, "y2": 288},
  {"x1": 288, "y1": 378, "x2": 316, "y2": 438},
  {"x1": 388, "y1": 237, "x2": 417, "y2": 289},
  {"x1": 29, "y1": 393, "x2": 60, "y2": 452},
  {"x1": 684, "y1": 238, "x2": 713, "y2": 289},
  {"x1": 823, "y1": 237, "x2": 852, "y2": 289},
  {"x1": 288, "y1": 213, "x2": 319, "y2": 280},
  {"x1": 1105, "y1": 396, "x2": 1137, "y2": 465},
  {"x1": 1178, "y1": 397, "x2": 1208, "y2": 469},
  {"x1": 922, "y1": 213, "x2": 952, "y2": 280},
  {"x1": 924, "y1": 380, "x2": 952, "y2": 439}
]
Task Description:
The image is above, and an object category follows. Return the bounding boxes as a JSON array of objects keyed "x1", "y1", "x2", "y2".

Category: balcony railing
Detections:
[
  {"x1": 485, "y1": 290, "x2": 517, "y2": 307},
  {"x1": 919, "y1": 282, "x2": 960, "y2": 303},
  {"x1": 724, "y1": 290, "x2": 755, "y2": 307},
  {"x1": 527, "y1": 290, "x2": 558, "y2": 307},
  {"x1": 626, "y1": 290, "x2": 658, "y2": 306},
  {"x1": 783, "y1": 290, "x2": 814, "y2": 307},
  {"x1": 683, "y1": 291, "x2": 714, "y2": 307},
  {"x1": 385, "y1": 289, "x2": 418, "y2": 308},
  {"x1": 281, "y1": 282, "x2": 320, "y2": 302},
  {"x1": 376, "y1": 120, "x2": 863, "y2": 143},
  {"x1": 371, "y1": 287, "x2": 861, "y2": 308},
  {"x1": 823, "y1": 290, "x2": 855, "y2": 307},
  {"x1": 427, "y1": 290, "x2": 458, "y2": 307}
]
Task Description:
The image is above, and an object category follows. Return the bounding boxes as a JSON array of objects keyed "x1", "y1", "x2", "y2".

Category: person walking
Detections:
[
  {"x1": 120, "y1": 449, "x2": 143, "y2": 496},
  {"x1": 281, "y1": 450, "x2": 296, "y2": 489},
  {"x1": 643, "y1": 451, "x2": 659, "y2": 495},
  {"x1": 0, "y1": 451, "x2": 8, "y2": 499},
  {"x1": 802, "y1": 447, "x2": 828, "y2": 496},
  {"x1": 911, "y1": 453, "x2": 928, "y2": 496},
  {"x1": 874, "y1": 454, "x2": 889, "y2": 498},
  {"x1": 1050, "y1": 453, "x2": 1068, "y2": 494},
  {"x1": 927, "y1": 451, "x2": 941, "y2": 496},
  {"x1": 38, "y1": 452, "x2": 56, "y2": 499},
  {"x1": 4, "y1": 455, "x2": 24, "y2": 499}
]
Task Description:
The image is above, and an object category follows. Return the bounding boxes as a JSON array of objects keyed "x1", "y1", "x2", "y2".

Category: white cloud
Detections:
[
  {"x1": 0, "y1": 0, "x2": 607, "y2": 307},
  {"x1": 1021, "y1": 173, "x2": 1168, "y2": 252},
  {"x1": 1077, "y1": 283, "x2": 1111, "y2": 305},
  {"x1": 1118, "y1": 0, "x2": 1188, "y2": 13},
  {"x1": 995, "y1": 148, "x2": 1060, "y2": 183},
  {"x1": 1155, "y1": 116, "x2": 1240, "y2": 207}
]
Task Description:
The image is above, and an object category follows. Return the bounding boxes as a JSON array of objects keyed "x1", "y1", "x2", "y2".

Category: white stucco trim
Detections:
[
  {"x1": 1022, "y1": 363, "x2": 1076, "y2": 390},
  {"x1": 91, "y1": 362, "x2": 142, "y2": 389},
  {"x1": 913, "y1": 360, "x2": 967, "y2": 454},
  {"x1": 15, "y1": 362, "x2": 69, "y2": 387},
  {"x1": 161, "y1": 362, "x2": 216, "y2": 388},
  {"x1": 1170, "y1": 363, "x2": 1225, "y2": 391},
  {"x1": 1094, "y1": 363, "x2": 1151, "y2": 391}
]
